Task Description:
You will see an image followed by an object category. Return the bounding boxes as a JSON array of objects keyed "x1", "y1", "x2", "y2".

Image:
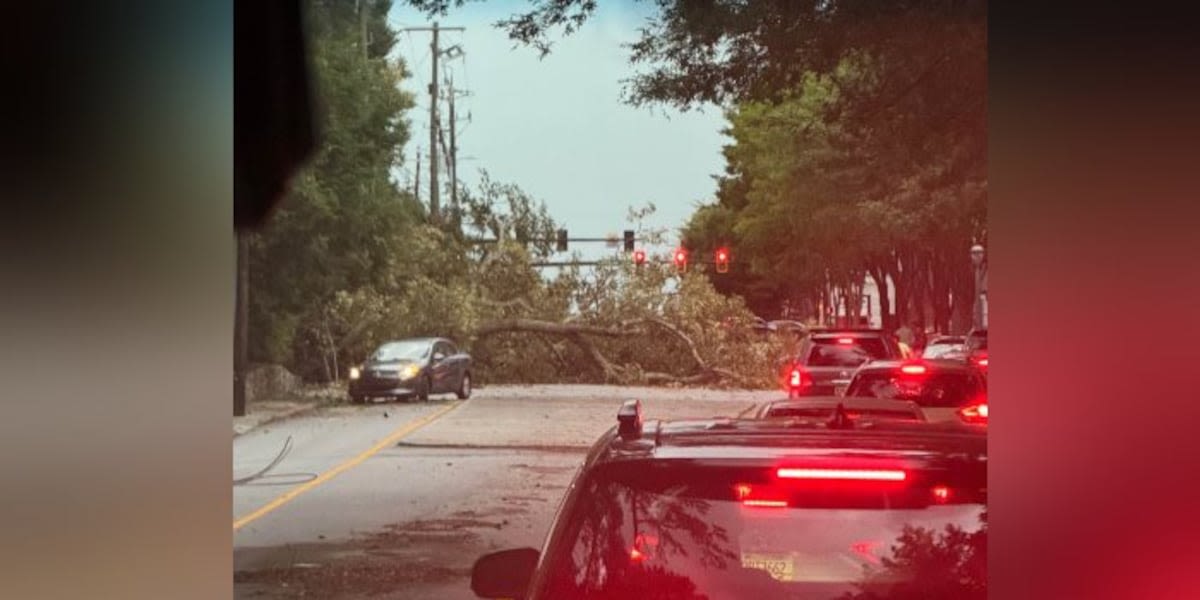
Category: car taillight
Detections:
[
  {"x1": 958, "y1": 402, "x2": 988, "y2": 424},
  {"x1": 789, "y1": 369, "x2": 802, "y2": 386},
  {"x1": 931, "y1": 485, "x2": 952, "y2": 503},
  {"x1": 776, "y1": 468, "x2": 907, "y2": 482}
]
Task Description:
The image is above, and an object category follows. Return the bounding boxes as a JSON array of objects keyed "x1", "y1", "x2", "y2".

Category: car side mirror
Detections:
[
  {"x1": 432, "y1": 352, "x2": 446, "y2": 362},
  {"x1": 471, "y1": 547, "x2": 539, "y2": 599}
]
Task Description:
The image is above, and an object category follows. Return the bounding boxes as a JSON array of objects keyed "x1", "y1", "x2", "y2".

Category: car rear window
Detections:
[
  {"x1": 922, "y1": 343, "x2": 964, "y2": 359},
  {"x1": 846, "y1": 371, "x2": 984, "y2": 407},
  {"x1": 538, "y1": 462, "x2": 986, "y2": 599},
  {"x1": 766, "y1": 406, "x2": 921, "y2": 421},
  {"x1": 805, "y1": 337, "x2": 887, "y2": 367}
]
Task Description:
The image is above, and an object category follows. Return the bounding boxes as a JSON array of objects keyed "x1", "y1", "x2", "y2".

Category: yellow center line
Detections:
[{"x1": 233, "y1": 400, "x2": 464, "y2": 531}]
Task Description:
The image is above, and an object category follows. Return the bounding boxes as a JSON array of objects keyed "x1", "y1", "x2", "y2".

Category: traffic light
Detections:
[
  {"x1": 673, "y1": 248, "x2": 688, "y2": 273},
  {"x1": 556, "y1": 229, "x2": 568, "y2": 252},
  {"x1": 623, "y1": 230, "x2": 635, "y2": 252},
  {"x1": 715, "y1": 247, "x2": 730, "y2": 273},
  {"x1": 632, "y1": 249, "x2": 646, "y2": 268}
]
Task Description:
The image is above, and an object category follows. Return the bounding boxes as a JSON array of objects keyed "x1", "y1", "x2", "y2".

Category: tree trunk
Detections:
[
  {"x1": 869, "y1": 264, "x2": 891, "y2": 331},
  {"x1": 930, "y1": 251, "x2": 951, "y2": 334},
  {"x1": 949, "y1": 258, "x2": 974, "y2": 334}
]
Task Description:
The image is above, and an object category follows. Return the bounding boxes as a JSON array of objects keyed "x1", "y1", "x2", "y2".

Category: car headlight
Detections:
[
  {"x1": 400, "y1": 364, "x2": 420, "y2": 380},
  {"x1": 349, "y1": 367, "x2": 361, "y2": 380}
]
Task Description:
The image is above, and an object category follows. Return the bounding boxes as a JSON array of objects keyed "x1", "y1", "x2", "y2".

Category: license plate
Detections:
[{"x1": 741, "y1": 552, "x2": 796, "y2": 582}]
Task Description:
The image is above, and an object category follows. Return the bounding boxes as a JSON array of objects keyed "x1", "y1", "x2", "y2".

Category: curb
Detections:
[{"x1": 233, "y1": 403, "x2": 324, "y2": 438}]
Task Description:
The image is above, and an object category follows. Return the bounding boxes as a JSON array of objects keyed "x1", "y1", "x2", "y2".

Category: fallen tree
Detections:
[{"x1": 472, "y1": 316, "x2": 747, "y2": 387}]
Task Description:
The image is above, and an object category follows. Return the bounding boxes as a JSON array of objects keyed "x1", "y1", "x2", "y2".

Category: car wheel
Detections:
[
  {"x1": 416, "y1": 376, "x2": 431, "y2": 402},
  {"x1": 456, "y1": 372, "x2": 472, "y2": 399}
]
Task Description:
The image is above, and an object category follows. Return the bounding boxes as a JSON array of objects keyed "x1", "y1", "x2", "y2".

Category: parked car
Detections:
[
  {"x1": 348, "y1": 337, "x2": 472, "y2": 403},
  {"x1": 785, "y1": 329, "x2": 905, "y2": 397}
]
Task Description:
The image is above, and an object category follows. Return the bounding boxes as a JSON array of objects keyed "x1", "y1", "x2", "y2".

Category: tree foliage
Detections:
[
  {"x1": 405, "y1": 1, "x2": 987, "y2": 332},
  {"x1": 249, "y1": 0, "x2": 419, "y2": 377}
]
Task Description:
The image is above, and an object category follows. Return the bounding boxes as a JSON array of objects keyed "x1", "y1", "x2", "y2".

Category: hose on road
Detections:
[{"x1": 233, "y1": 435, "x2": 293, "y2": 486}]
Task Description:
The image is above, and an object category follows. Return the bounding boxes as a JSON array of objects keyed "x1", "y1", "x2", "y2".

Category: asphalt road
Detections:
[{"x1": 233, "y1": 385, "x2": 779, "y2": 599}]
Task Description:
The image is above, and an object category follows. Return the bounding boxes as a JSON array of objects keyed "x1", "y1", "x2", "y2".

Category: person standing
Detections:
[{"x1": 893, "y1": 322, "x2": 914, "y2": 359}]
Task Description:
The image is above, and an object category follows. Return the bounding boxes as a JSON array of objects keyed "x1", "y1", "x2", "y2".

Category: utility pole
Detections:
[
  {"x1": 447, "y1": 76, "x2": 457, "y2": 212},
  {"x1": 357, "y1": 0, "x2": 368, "y2": 59},
  {"x1": 413, "y1": 148, "x2": 421, "y2": 199},
  {"x1": 402, "y1": 22, "x2": 464, "y2": 223}
]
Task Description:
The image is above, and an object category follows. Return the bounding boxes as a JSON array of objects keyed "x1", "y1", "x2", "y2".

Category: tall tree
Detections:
[{"x1": 249, "y1": 0, "x2": 418, "y2": 370}]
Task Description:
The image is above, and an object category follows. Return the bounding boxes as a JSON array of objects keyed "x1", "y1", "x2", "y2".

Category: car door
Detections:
[
  {"x1": 441, "y1": 340, "x2": 467, "y2": 391},
  {"x1": 429, "y1": 341, "x2": 454, "y2": 393}
]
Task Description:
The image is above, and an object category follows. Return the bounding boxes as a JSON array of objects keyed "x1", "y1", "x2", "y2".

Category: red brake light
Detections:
[
  {"x1": 630, "y1": 547, "x2": 645, "y2": 561},
  {"x1": 777, "y1": 468, "x2": 907, "y2": 482},
  {"x1": 958, "y1": 403, "x2": 988, "y2": 424},
  {"x1": 837, "y1": 337, "x2": 855, "y2": 345},
  {"x1": 931, "y1": 485, "x2": 952, "y2": 503},
  {"x1": 976, "y1": 357, "x2": 989, "y2": 366},
  {"x1": 900, "y1": 364, "x2": 927, "y2": 375}
]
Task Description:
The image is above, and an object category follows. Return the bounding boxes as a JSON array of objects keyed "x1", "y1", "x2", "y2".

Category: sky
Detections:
[{"x1": 386, "y1": 0, "x2": 729, "y2": 263}]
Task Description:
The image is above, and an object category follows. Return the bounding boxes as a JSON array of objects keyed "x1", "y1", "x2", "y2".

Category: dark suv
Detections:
[
  {"x1": 786, "y1": 329, "x2": 905, "y2": 397},
  {"x1": 471, "y1": 400, "x2": 988, "y2": 599}
]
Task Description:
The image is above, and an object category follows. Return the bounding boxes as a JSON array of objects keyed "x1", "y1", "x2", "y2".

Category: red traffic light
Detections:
[
  {"x1": 715, "y1": 247, "x2": 730, "y2": 273},
  {"x1": 632, "y1": 249, "x2": 646, "y2": 265},
  {"x1": 673, "y1": 248, "x2": 688, "y2": 272}
]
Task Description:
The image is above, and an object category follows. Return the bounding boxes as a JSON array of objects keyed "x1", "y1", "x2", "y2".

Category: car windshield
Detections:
[
  {"x1": 805, "y1": 339, "x2": 886, "y2": 367},
  {"x1": 846, "y1": 371, "x2": 984, "y2": 407},
  {"x1": 371, "y1": 341, "x2": 431, "y2": 362},
  {"x1": 539, "y1": 462, "x2": 986, "y2": 599}
]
